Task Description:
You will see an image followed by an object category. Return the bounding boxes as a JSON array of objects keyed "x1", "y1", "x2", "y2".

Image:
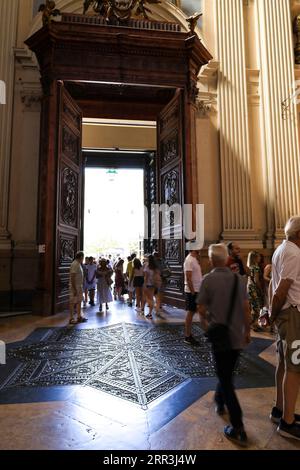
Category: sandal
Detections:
[{"x1": 77, "y1": 317, "x2": 88, "y2": 323}]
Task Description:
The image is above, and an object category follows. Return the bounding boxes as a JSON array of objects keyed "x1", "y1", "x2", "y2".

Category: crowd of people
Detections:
[
  {"x1": 68, "y1": 216, "x2": 300, "y2": 446},
  {"x1": 69, "y1": 252, "x2": 171, "y2": 324}
]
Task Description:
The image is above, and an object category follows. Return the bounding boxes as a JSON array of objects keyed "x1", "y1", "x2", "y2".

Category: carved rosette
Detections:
[
  {"x1": 165, "y1": 276, "x2": 183, "y2": 292},
  {"x1": 61, "y1": 168, "x2": 78, "y2": 227}
]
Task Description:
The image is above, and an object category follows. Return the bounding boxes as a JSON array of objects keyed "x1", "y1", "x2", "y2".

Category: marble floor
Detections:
[{"x1": 0, "y1": 301, "x2": 300, "y2": 451}]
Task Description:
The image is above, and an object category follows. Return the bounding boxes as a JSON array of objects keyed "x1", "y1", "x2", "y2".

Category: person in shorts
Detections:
[
  {"x1": 126, "y1": 254, "x2": 136, "y2": 307},
  {"x1": 270, "y1": 216, "x2": 300, "y2": 440},
  {"x1": 132, "y1": 257, "x2": 145, "y2": 314},
  {"x1": 183, "y1": 241, "x2": 203, "y2": 345},
  {"x1": 69, "y1": 251, "x2": 88, "y2": 324}
]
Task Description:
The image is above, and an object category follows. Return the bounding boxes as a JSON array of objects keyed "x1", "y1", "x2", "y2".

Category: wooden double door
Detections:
[
  {"x1": 26, "y1": 17, "x2": 211, "y2": 314},
  {"x1": 54, "y1": 84, "x2": 186, "y2": 311}
]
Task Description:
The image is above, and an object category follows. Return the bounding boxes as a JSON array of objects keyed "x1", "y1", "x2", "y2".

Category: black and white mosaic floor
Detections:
[{"x1": 0, "y1": 322, "x2": 275, "y2": 409}]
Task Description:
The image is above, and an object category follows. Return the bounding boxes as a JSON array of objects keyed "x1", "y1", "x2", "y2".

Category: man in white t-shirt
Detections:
[
  {"x1": 184, "y1": 241, "x2": 203, "y2": 345},
  {"x1": 69, "y1": 251, "x2": 87, "y2": 324},
  {"x1": 270, "y1": 217, "x2": 300, "y2": 440}
]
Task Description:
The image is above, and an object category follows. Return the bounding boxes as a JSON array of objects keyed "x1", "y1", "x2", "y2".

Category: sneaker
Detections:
[
  {"x1": 184, "y1": 336, "x2": 200, "y2": 346},
  {"x1": 270, "y1": 407, "x2": 300, "y2": 424},
  {"x1": 277, "y1": 419, "x2": 300, "y2": 440},
  {"x1": 224, "y1": 425, "x2": 248, "y2": 447}
]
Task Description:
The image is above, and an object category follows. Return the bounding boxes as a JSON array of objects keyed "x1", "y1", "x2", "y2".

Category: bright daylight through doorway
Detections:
[{"x1": 84, "y1": 168, "x2": 145, "y2": 259}]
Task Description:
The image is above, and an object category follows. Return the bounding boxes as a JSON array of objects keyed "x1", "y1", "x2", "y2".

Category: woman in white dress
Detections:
[{"x1": 96, "y1": 258, "x2": 113, "y2": 313}]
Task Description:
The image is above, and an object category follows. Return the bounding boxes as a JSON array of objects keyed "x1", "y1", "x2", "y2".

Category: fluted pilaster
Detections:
[
  {"x1": 0, "y1": 0, "x2": 19, "y2": 247},
  {"x1": 257, "y1": 0, "x2": 300, "y2": 242},
  {"x1": 216, "y1": 0, "x2": 254, "y2": 244}
]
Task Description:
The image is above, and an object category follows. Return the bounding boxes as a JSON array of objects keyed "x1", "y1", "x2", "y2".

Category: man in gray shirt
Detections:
[{"x1": 197, "y1": 244, "x2": 251, "y2": 446}]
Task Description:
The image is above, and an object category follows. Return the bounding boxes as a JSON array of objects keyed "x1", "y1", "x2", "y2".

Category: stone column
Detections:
[
  {"x1": 257, "y1": 0, "x2": 300, "y2": 243},
  {"x1": 216, "y1": 0, "x2": 257, "y2": 246},
  {"x1": 0, "y1": 0, "x2": 19, "y2": 247}
]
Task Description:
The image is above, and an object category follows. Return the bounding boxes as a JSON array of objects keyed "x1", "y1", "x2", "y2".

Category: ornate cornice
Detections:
[
  {"x1": 17, "y1": 80, "x2": 42, "y2": 112},
  {"x1": 196, "y1": 60, "x2": 218, "y2": 116}
]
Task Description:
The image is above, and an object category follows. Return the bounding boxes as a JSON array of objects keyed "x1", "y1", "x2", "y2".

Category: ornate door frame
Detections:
[{"x1": 26, "y1": 15, "x2": 212, "y2": 314}]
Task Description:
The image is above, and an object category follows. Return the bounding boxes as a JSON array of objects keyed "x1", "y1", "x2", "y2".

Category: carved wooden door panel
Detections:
[
  {"x1": 55, "y1": 83, "x2": 83, "y2": 311},
  {"x1": 157, "y1": 91, "x2": 185, "y2": 308},
  {"x1": 144, "y1": 152, "x2": 158, "y2": 255}
]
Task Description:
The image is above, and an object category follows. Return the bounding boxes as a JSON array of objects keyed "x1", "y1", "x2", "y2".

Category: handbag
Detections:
[{"x1": 206, "y1": 273, "x2": 238, "y2": 353}]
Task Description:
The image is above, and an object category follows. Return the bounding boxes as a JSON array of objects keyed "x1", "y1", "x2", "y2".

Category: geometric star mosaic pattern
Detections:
[{"x1": 1, "y1": 323, "x2": 270, "y2": 407}]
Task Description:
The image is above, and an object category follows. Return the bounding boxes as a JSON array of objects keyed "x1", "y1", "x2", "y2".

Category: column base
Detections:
[
  {"x1": 0, "y1": 235, "x2": 12, "y2": 250},
  {"x1": 220, "y1": 230, "x2": 265, "y2": 249}
]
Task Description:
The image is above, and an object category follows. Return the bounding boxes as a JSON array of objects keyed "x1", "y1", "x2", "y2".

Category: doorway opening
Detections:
[{"x1": 83, "y1": 166, "x2": 145, "y2": 259}]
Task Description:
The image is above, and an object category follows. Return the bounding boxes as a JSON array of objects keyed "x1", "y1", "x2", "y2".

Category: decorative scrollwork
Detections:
[
  {"x1": 161, "y1": 131, "x2": 178, "y2": 165},
  {"x1": 83, "y1": 0, "x2": 161, "y2": 23},
  {"x1": 165, "y1": 239, "x2": 180, "y2": 261},
  {"x1": 61, "y1": 168, "x2": 78, "y2": 226},
  {"x1": 163, "y1": 170, "x2": 179, "y2": 206},
  {"x1": 60, "y1": 238, "x2": 75, "y2": 263}
]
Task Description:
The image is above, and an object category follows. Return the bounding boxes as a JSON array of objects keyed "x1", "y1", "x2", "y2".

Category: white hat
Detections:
[{"x1": 185, "y1": 240, "x2": 203, "y2": 251}]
